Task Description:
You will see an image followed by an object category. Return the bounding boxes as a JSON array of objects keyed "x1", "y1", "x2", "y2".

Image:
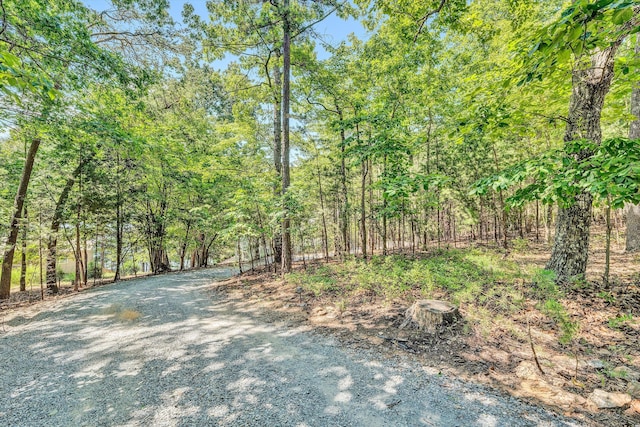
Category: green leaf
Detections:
[
  {"x1": 567, "y1": 25, "x2": 583, "y2": 42},
  {"x1": 612, "y1": 8, "x2": 633, "y2": 25}
]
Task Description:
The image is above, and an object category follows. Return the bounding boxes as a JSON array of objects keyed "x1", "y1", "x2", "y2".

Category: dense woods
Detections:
[{"x1": 1, "y1": 0, "x2": 639, "y2": 299}]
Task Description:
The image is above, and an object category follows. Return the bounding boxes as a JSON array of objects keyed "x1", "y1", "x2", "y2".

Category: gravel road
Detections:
[{"x1": 0, "y1": 268, "x2": 584, "y2": 426}]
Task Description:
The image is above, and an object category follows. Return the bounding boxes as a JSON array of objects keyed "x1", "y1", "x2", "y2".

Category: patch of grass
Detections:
[
  {"x1": 286, "y1": 265, "x2": 339, "y2": 296},
  {"x1": 287, "y1": 248, "x2": 584, "y2": 346},
  {"x1": 608, "y1": 313, "x2": 633, "y2": 329},
  {"x1": 511, "y1": 237, "x2": 529, "y2": 252},
  {"x1": 597, "y1": 291, "x2": 616, "y2": 304},
  {"x1": 529, "y1": 269, "x2": 559, "y2": 300},
  {"x1": 293, "y1": 248, "x2": 527, "y2": 308}
]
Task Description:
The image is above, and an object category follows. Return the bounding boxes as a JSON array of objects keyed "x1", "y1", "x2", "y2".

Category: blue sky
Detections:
[{"x1": 83, "y1": 0, "x2": 368, "y2": 65}]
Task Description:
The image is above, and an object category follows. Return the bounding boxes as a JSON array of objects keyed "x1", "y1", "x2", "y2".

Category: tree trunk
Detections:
[
  {"x1": 491, "y1": 145, "x2": 508, "y2": 249},
  {"x1": 114, "y1": 153, "x2": 122, "y2": 282},
  {"x1": 273, "y1": 49, "x2": 283, "y2": 266},
  {"x1": 626, "y1": 35, "x2": 640, "y2": 252},
  {"x1": 368, "y1": 158, "x2": 375, "y2": 257},
  {"x1": 74, "y1": 208, "x2": 82, "y2": 291},
  {"x1": 146, "y1": 199, "x2": 170, "y2": 274},
  {"x1": 38, "y1": 209, "x2": 43, "y2": 299},
  {"x1": 179, "y1": 220, "x2": 191, "y2": 271},
  {"x1": 1, "y1": 139, "x2": 40, "y2": 300},
  {"x1": 545, "y1": 203, "x2": 553, "y2": 244},
  {"x1": 20, "y1": 207, "x2": 27, "y2": 292},
  {"x1": 237, "y1": 238, "x2": 243, "y2": 274},
  {"x1": 604, "y1": 199, "x2": 612, "y2": 288},
  {"x1": 337, "y1": 106, "x2": 349, "y2": 259},
  {"x1": 361, "y1": 159, "x2": 367, "y2": 259},
  {"x1": 82, "y1": 229, "x2": 88, "y2": 287},
  {"x1": 281, "y1": 0, "x2": 292, "y2": 273},
  {"x1": 400, "y1": 300, "x2": 461, "y2": 332},
  {"x1": 314, "y1": 144, "x2": 329, "y2": 262},
  {"x1": 382, "y1": 155, "x2": 388, "y2": 255},
  {"x1": 46, "y1": 162, "x2": 82, "y2": 293},
  {"x1": 626, "y1": 204, "x2": 640, "y2": 251},
  {"x1": 547, "y1": 46, "x2": 619, "y2": 281}
]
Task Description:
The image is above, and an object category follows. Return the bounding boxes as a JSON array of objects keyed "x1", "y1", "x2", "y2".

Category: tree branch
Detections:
[{"x1": 414, "y1": 0, "x2": 447, "y2": 43}]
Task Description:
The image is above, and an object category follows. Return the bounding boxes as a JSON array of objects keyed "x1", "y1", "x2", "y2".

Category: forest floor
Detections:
[{"x1": 211, "y1": 233, "x2": 640, "y2": 427}]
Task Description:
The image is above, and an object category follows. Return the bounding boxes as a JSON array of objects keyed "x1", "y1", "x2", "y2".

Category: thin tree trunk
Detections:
[
  {"x1": 452, "y1": 207, "x2": 457, "y2": 248},
  {"x1": 74, "y1": 209, "x2": 81, "y2": 292},
  {"x1": 237, "y1": 238, "x2": 243, "y2": 274},
  {"x1": 545, "y1": 203, "x2": 553, "y2": 244},
  {"x1": 337, "y1": 107, "x2": 349, "y2": 258},
  {"x1": 604, "y1": 199, "x2": 612, "y2": 288},
  {"x1": 382, "y1": 155, "x2": 388, "y2": 255},
  {"x1": 114, "y1": 153, "x2": 122, "y2": 282},
  {"x1": 1, "y1": 139, "x2": 40, "y2": 300},
  {"x1": 20, "y1": 207, "x2": 27, "y2": 292},
  {"x1": 82, "y1": 227, "x2": 88, "y2": 286},
  {"x1": 255, "y1": 205, "x2": 270, "y2": 267},
  {"x1": 314, "y1": 146, "x2": 329, "y2": 262},
  {"x1": 492, "y1": 145, "x2": 508, "y2": 249},
  {"x1": 357, "y1": 123, "x2": 367, "y2": 259},
  {"x1": 273, "y1": 49, "x2": 283, "y2": 266},
  {"x1": 536, "y1": 200, "x2": 540, "y2": 242},
  {"x1": 368, "y1": 158, "x2": 375, "y2": 257},
  {"x1": 38, "y1": 209, "x2": 43, "y2": 300},
  {"x1": 249, "y1": 238, "x2": 255, "y2": 271},
  {"x1": 179, "y1": 220, "x2": 191, "y2": 271},
  {"x1": 281, "y1": 0, "x2": 292, "y2": 273}
]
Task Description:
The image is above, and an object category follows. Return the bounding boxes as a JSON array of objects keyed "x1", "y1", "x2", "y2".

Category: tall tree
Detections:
[
  {"x1": 542, "y1": 2, "x2": 639, "y2": 280},
  {"x1": 625, "y1": 35, "x2": 640, "y2": 252},
  {"x1": 0, "y1": 138, "x2": 39, "y2": 299}
]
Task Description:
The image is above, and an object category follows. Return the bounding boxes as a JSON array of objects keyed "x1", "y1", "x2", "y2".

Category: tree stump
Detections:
[{"x1": 399, "y1": 300, "x2": 461, "y2": 332}]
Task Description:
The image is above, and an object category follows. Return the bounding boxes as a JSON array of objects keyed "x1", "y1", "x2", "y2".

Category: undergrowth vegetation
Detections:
[{"x1": 287, "y1": 248, "x2": 579, "y2": 343}]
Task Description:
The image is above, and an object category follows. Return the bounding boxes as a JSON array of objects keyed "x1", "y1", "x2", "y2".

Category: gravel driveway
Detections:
[{"x1": 0, "y1": 268, "x2": 583, "y2": 426}]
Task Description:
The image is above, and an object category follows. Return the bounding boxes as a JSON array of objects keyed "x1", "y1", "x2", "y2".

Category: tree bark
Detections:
[
  {"x1": 20, "y1": 207, "x2": 27, "y2": 292},
  {"x1": 547, "y1": 46, "x2": 619, "y2": 281},
  {"x1": 626, "y1": 35, "x2": 640, "y2": 252},
  {"x1": 113, "y1": 151, "x2": 124, "y2": 282},
  {"x1": 337, "y1": 106, "x2": 349, "y2": 258},
  {"x1": 0, "y1": 139, "x2": 40, "y2": 300},
  {"x1": 281, "y1": 0, "x2": 292, "y2": 273},
  {"x1": 46, "y1": 165, "x2": 80, "y2": 292},
  {"x1": 74, "y1": 207, "x2": 82, "y2": 291},
  {"x1": 361, "y1": 159, "x2": 367, "y2": 259},
  {"x1": 273, "y1": 49, "x2": 283, "y2": 266},
  {"x1": 315, "y1": 153, "x2": 329, "y2": 262}
]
